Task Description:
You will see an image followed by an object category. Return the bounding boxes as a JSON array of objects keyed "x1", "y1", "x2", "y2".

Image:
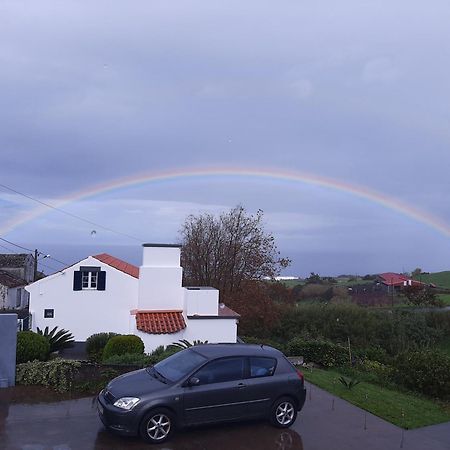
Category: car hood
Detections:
[{"x1": 107, "y1": 368, "x2": 168, "y2": 398}]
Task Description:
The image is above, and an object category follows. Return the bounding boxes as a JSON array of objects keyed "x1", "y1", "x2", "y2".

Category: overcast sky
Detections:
[{"x1": 1, "y1": 1, "x2": 449, "y2": 276}]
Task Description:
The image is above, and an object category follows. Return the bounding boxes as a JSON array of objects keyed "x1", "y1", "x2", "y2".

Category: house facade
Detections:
[
  {"x1": 0, "y1": 254, "x2": 34, "y2": 283},
  {"x1": 0, "y1": 271, "x2": 29, "y2": 310},
  {"x1": 26, "y1": 244, "x2": 239, "y2": 352}
]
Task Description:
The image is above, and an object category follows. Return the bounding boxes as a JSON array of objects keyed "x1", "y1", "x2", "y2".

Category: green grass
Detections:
[
  {"x1": 437, "y1": 294, "x2": 450, "y2": 305},
  {"x1": 304, "y1": 368, "x2": 450, "y2": 429},
  {"x1": 413, "y1": 271, "x2": 450, "y2": 289}
]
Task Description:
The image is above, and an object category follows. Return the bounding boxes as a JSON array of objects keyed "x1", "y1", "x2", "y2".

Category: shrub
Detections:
[
  {"x1": 287, "y1": 337, "x2": 348, "y2": 367},
  {"x1": 393, "y1": 350, "x2": 450, "y2": 399},
  {"x1": 359, "y1": 359, "x2": 393, "y2": 384},
  {"x1": 86, "y1": 332, "x2": 120, "y2": 362},
  {"x1": 16, "y1": 358, "x2": 81, "y2": 392},
  {"x1": 102, "y1": 335, "x2": 144, "y2": 362},
  {"x1": 36, "y1": 326, "x2": 75, "y2": 353},
  {"x1": 103, "y1": 353, "x2": 152, "y2": 367},
  {"x1": 16, "y1": 331, "x2": 50, "y2": 363},
  {"x1": 147, "y1": 346, "x2": 181, "y2": 365}
]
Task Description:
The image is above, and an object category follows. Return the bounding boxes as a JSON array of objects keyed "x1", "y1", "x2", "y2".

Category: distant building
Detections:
[
  {"x1": 26, "y1": 244, "x2": 239, "y2": 352},
  {"x1": 0, "y1": 254, "x2": 35, "y2": 283},
  {"x1": 0, "y1": 270, "x2": 29, "y2": 310}
]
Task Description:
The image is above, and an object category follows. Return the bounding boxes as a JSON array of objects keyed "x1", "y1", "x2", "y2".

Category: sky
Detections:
[{"x1": 1, "y1": 1, "x2": 450, "y2": 276}]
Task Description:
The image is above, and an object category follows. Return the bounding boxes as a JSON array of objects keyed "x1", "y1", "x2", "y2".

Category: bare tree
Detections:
[{"x1": 180, "y1": 206, "x2": 290, "y2": 295}]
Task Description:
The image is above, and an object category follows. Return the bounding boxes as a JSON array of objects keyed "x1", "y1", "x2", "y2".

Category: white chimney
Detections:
[{"x1": 138, "y1": 244, "x2": 184, "y2": 310}]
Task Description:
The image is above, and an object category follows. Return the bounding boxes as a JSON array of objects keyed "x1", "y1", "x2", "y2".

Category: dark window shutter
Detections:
[
  {"x1": 73, "y1": 271, "x2": 82, "y2": 291},
  {"x1": 97, "y1": 271, "x2": 106, "y2": 291}
]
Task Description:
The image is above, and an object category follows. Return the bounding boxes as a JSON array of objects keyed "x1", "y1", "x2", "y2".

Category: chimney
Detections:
[{"x1": 138, "y1": 244, "x2": 184, "y2": 310}]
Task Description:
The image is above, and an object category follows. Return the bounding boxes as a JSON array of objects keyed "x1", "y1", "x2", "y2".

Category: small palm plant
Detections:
[
  {"x1": 36, "y1": 326, "x2": 75, "y2": 353},
  {"x1": 170, "y1": 339, "x2": 208, "y2": 349},
  {"x1": 338, "y1": 376, "x2": 361, "y2": 390}
]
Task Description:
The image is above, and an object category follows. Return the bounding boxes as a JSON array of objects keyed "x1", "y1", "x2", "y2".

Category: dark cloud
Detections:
[{"x1": 1, "y1": 0, "x2": 450, "y2": 274}]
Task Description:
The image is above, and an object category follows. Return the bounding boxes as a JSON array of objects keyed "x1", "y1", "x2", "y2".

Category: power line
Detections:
[
  {"x1": 0, "y1": 237, "x2": 32, "y2": 252},
  {"x1": 0, "y1": 242, "x2": 60, "y2": 273},
  {"x1": 0, "y1": 237, "x2": 69, "y2": 266},
  {"x1": 0, "y1": 182, "x2": 143, "y2": 242}
]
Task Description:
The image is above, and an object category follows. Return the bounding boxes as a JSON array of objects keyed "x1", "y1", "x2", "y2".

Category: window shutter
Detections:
[
  {"x1": 97, "y1": 271, "x2": 106, "y2": 291},
  {"x1": 73, "y1": 271, "x2": 82, "y2": 291}
]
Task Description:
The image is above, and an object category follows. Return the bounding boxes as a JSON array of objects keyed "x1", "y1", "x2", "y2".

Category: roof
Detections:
[
  {"x1": 0, "y1": 254, "x2": 32, "y2": 268},
  {"x1": 192, "y1": 343, "x2": 281, "y2": 358},
  {"x1": 0, "y1": 270, "x2": 27, "y2": 288},
  {"x1": 188, "y1": 303, "x2": 240, "y2": 320},
  {"x1": 136, "y1": 310, "x2": 186, "y2": 334},
  {"x1": 93, "y1": 253, "x2": 139, "y2": 278},
  {"x1": 378, "y1": 272, "x2": 425, "y2": 286}
]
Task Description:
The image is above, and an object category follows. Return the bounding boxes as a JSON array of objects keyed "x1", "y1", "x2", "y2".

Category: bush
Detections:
[
  {"x1": 86, "y1": 332, "x2": 120, "y2": 362},
  {"x1": 103, "y1": 353, "x2": 152, "y2": 367},
  {"x1": 393, "y1": 350, "x2": 450, "y2": 399},
  {"x1": 102, "y1": 335, "x2": 144, "y2": 362},
  {"x1": 16, "y1": 331, "x2": 50, "y2": 363},
  {"x1": 16, "y1": 358, "x2": 81, "y2": 392},
  {"x1": 147, "y1": 345, "x2": 181, "y2": 365},
  {"x1": 287, "y1": 337, "x2": 348, "y2": 367},
  {"x1": 240, "y1": 336, "x2": 287, "y2": 354}
]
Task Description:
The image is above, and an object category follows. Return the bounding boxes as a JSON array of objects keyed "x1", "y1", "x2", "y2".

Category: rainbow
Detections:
[{"x1": 1, "y1": 166, "x2": 450, "y2": 237}]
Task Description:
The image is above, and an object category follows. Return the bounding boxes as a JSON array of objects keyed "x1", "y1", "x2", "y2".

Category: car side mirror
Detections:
[{"x1": 187, "y1": 376, "x2": 200, "y2": 387}]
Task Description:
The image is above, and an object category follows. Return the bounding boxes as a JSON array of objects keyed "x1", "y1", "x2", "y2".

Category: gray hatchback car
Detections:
[{"x1": 97, "y1": 343, "x2": 306, "y2": 444}]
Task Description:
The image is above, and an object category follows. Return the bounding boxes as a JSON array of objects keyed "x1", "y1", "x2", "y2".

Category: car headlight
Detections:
[{"x1": 113, "y1": 397, "x2": 140, "y2": 410}]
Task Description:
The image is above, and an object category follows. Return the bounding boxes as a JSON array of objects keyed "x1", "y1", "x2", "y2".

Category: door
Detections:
[{"x1": 182, "y1": 357, "x2": 247, "y2": 425}]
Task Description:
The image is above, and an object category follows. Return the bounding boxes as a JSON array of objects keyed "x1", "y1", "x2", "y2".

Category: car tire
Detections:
[
  {"x1": 139, "y1": 408, "x2": 176, "y2": 444},
  {"x1": 270, "y1": 397, "x2": 297, "y2": 428}
]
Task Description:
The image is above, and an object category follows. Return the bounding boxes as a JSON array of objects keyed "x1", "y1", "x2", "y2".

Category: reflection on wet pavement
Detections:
[{"x1": 0, "y1": 386, "x2": 303, "y2": 450}]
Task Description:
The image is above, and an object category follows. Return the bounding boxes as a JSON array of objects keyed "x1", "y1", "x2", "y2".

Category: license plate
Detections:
[{"x1": 98, "y1": 403, "x2": 104, "y2": 416}]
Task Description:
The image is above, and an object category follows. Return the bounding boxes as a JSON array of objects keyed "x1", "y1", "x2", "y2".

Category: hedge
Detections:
[
  {"x1": 86, "y1": 332, "x2": 120, "y2": 362},
  {"x1": 287, "y1": 337, "x2": 349, "y2": 367},
  {"x1": 16, "y1": 331, "x2": 50, "y2": 363}
]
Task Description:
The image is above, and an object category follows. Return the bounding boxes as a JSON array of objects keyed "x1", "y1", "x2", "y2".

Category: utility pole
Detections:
[{"x1": 33, "y1": 249, "x2": 38, "y2": 281}]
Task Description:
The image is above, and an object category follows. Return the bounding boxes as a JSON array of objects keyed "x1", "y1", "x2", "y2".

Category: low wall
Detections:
[{"x1": 0, "y1": 314, "x2": 17, "y2": 387}]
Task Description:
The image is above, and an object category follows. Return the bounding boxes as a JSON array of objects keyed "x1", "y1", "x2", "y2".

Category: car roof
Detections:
[{"x1": 190, "y1": 343, "x2": 281, "y2": 359}]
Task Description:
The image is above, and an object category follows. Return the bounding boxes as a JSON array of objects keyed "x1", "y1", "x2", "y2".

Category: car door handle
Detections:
[{"x1": 237, "y1": 383, "x2": 247, "y2": 389}]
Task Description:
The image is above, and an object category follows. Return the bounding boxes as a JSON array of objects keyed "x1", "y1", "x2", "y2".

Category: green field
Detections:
[
  {"x1": 413, "y1": 271, "x2": 450, "y2": 289},
  {"x1": 438, "y1": 294, "x2": 450, "y2": 305},
  {"x1": 304, "y1": 368, "x2": 450, "y2": 429}
]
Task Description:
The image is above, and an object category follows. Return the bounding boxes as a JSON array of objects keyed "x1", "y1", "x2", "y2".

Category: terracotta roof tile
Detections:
[
  {"x1": 93, "y1": 253, "x2": 139, "y2": 278},
  {"x1": 136, "y1": 311, "x2": 186, "y2": 334}
]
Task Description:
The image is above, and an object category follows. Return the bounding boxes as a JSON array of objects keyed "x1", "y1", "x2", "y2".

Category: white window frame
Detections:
[{"x1": 81, "y1": 271, "x2": 98, "y2": 290}]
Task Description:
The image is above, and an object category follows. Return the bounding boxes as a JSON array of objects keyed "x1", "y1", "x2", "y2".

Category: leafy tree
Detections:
[
  {"x1": 180, "y1": 205, "x2": 290, "y2": 295},
  {"x1": 305, "y1": 272, "x2": 322, "y2": 284},
  {"x1": 411, "y1": 267, "x2": 422, "y2": 278},
  {"x1": 403, "y1": 285, "x2": 442, "y2": 307}
]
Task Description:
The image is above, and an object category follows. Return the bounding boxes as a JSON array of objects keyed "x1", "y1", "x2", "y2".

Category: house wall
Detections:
[
  {"x1": 185, "y1": 288, "x2": 220, "y2": 316},
  {"x1": 130, "y1": 313, "x2": 238, "y2": 353},
  {"x1": 0, "y1": 255, "x2": 34, "y2": 283},
  {"x1": 26, "y1": 257, "x2": 139, "y2": 340},
  {"x1": 0, "y1": 284, "x2": 8, "y2": 309}
]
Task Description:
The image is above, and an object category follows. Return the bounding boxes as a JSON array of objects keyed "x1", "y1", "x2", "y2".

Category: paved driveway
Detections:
[{"x1": 1, "y1": 383, "x2": 449, "y2": 450}]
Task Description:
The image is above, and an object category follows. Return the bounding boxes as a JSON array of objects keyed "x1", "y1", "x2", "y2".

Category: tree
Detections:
[
  {"x1": 403, "y1": 285, "x2": 442, "y2": 307},
  {"x1": 180, "y1": 206, "x2": 290, "y2": 296},
  {"x1": 411, "y1": 268, "x2": 422, "y2": 278}
]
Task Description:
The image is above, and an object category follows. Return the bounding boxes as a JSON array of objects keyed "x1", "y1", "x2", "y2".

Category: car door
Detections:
[
  {"x1": 239, "y1": 356, "x2": 278, "y2": 417},
  {"x1": 182, "y1": 356, "x2": 247, "y2": 425}
]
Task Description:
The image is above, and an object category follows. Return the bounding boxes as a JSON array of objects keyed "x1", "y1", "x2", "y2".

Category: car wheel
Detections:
[
  {"x1": 270, "y1": 397, "x2": 297, "y2": 428},
  {"x1": 139, "y1": 408, "x2": 176, "y2": 444}
]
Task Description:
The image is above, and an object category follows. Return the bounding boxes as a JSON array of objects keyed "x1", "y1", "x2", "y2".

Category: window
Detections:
[
  {"x1": 44, "y1": 309, "x2": 54, "y2": 318},
  {"x1": 73, "y1": 266, "x2": 106, "y2": 291},
  {"x1": 16, "y1": 288, "x2": 22, "y2": 308},
  {"x1": 249, "y1": 357, "x2": 276, "y2": 378},
  {"x1": 194, "y1": 357, "x2": 245, "y2": 385},
  {"x1": 153, "y1": 349, "x2": 207, "y2": 382}
]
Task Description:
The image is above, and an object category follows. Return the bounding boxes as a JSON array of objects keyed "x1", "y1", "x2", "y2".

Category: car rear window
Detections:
[{"x1": 249, "y1": 357, "x2": 277, "y2": 378}]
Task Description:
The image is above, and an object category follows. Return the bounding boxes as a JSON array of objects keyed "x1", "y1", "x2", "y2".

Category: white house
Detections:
[{"x1": 25, "y1": 244, "x2": 239, "y2": 352}]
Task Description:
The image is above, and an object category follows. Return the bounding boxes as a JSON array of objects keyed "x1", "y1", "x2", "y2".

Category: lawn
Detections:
[
  {"x1": 437, "y1": 294, "x2": 450, "y2": 305},
  {"x1": 413, "y1": 271, "x2": 450, "y2": 289},
  {"x1": 304, "y1": 368, "x2": 450, "y2": 429}
]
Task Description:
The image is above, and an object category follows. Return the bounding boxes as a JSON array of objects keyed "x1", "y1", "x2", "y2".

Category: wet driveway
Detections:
[{"x1": 1, "y1": 384, "x2": 449, "y2": 450}]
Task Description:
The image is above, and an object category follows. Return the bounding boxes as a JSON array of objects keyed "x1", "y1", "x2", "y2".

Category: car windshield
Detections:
[{"x1": 153, "y1": 349, "x2": 207, "y2": 382}]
